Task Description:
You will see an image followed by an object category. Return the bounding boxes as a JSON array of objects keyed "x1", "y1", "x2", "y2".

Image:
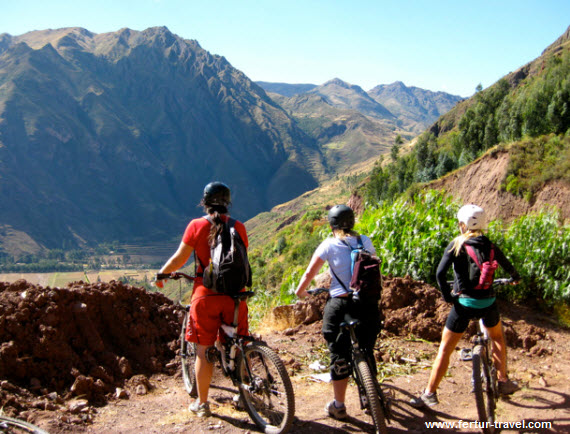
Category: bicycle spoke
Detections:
[{"x1": 238, "y1": 343, "x2": 294, "y2": 434}]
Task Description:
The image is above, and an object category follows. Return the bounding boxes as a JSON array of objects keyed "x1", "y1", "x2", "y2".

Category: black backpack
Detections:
[
  {"x1": 464, "y1": 244, "x2": 498, "y2": 290},
  {"x1": 201, "y1": 217, "x2": 252, "y2": 295},
  {"x1": 332, "y1": 236, "x2": 382, "y2": 301}
]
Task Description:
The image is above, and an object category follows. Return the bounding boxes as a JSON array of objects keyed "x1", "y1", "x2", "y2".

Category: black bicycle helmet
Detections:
[
  {"x1": 328, "y1": 204, "x2": 355, "y2": 230},
  {"x1": 202, "y1": 181, "x2": 231, "y2": 207}
]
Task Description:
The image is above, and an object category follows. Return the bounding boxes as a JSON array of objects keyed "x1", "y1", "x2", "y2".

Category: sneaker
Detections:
[
  {"x1": 325, "y1": 400, "x2": 347, "y2": 420},
  {"x1": 409, "y1": 392, "x2": 439, "y2": 408},
  {"x1": 498, "y1": 379, "x2": 520, "y2": 396},
  {"x1": 189, "y1": 400, "x2": 212, "y2": 417}
]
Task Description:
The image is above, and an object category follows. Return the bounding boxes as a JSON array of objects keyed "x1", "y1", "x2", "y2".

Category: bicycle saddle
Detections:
[
  {"x1": 232, "y1": 291, "x2": 255, "y2": 301},
  {"x1": 341, "y1": 313, "x2": 360, "y2": 328}
]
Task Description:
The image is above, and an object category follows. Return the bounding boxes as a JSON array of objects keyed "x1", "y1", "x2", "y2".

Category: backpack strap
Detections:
[
  {"x1": 465, "y1": 244, "x2": 495, "y2": 269},
  {"x1": 331, "y1": 236, "x2": 363, "y2": 293},
  {"x1": 339, "y1": 236, "x2": 363, "y2": 251},
  {"x1": 329, "y1": 266, "x2": 350, "y2": 293},
  {"x1": 356, "y1": 235, "x2": 363, "y2": 250},
  {"x1": 464, "y1": 245, "x2": 482, "y2": 270}
]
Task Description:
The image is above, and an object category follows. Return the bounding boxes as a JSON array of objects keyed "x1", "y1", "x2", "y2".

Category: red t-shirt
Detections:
[
  {"x1": 182, "y1": 215, "x2": 249, "y2": 275},
  {"x1": 181, "y1": 215, "x2": 249, "y2": 344}
]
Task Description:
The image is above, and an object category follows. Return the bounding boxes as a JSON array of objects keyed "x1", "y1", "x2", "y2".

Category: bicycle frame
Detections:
[{"x1": 213, "y1": 306, "x2": 257, "y2": 385}]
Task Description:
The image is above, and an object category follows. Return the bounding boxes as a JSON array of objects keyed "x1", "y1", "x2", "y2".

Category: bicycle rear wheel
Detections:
[
  {"x1": 0, "y1": 415, "x2": 49, "y2": 434},
  {"x1": 354, "y1": 354, "x2": 387, "y2": 434},
  {"x1": 180, "y1": 310, "x2": 198, "y2": 397},
  {"x1": 472, "y1": 345, "x2": 496, "y2": 434},
  {"x1": 238, "y1": 343, "x2": 295, "y2": 434}
]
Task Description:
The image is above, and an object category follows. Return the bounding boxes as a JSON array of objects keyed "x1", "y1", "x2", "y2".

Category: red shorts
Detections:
[{"x1": 185, "y1": 282, "x2": 249, "y2": 346}]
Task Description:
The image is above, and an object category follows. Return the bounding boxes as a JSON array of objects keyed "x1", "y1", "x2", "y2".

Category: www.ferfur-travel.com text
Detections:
[{"x1": 425, "y1": 420, "x2": 553, "y2": 430}]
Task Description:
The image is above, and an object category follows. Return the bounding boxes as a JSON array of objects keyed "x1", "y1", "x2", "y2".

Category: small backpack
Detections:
[
  {"x1": 464, "y1": 244, "x2": 498, "y2": 290},
  {"x1": 335, "y1": 236, "x2": 382, "y2": 300},
  {"x1": 202, "y1": 217, "x2": 252, "y2": 295}
]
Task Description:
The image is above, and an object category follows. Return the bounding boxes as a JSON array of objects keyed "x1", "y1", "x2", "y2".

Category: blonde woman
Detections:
[
  {"x1": 410, "y1": 204, "x2": 520, "y2": 408},
  {"x1": 296, "y1": 205, "x2": 380, "y2": 420}
]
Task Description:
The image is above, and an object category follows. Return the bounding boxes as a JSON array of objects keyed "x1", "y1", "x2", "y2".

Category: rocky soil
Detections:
[{"x1": 1, "y1": 277, "x2": 568, "y2": 433}]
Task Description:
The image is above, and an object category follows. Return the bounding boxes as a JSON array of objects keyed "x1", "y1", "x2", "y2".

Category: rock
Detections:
[
  {"x1": 71, "y1": 375, "x2": 94, "y2": 397},
  {"x1": 68, "y1": 398, "x2": 89, "y2": 414},
  {"x1": 136, "y1": 384, "x2": 148, "y2": 395},
  {"x1": 115, "y1": 388, "x2": 129, "y2": 399}
]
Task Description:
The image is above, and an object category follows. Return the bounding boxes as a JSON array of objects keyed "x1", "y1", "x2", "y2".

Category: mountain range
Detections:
[
  {"x1": 0, "y1": 26, "x2": 461, "y2": 255},
  {"x1": 259, "y1": 78, "x2": 461, "y2": 172}
]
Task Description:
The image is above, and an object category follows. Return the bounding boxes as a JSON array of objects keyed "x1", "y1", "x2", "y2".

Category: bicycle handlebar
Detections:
[
  {"x1": 307, "y1": 287, "x2": 329, "y2": 296},
  {"x1": 155, "y1": 272, "x2": 195, "y2": 282}
]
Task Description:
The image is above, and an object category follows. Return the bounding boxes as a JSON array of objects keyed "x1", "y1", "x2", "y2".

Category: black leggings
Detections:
[{"x1": 322, "y1": 296, "x2": 380, "y2": 381}]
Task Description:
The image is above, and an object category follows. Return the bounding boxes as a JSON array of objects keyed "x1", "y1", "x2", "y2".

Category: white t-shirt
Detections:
[{"x1": 314, "y1": 235, "x2": 376, "y2": 298}]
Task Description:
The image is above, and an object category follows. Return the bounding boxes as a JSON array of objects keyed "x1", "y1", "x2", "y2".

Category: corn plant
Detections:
[
  {"x1": 359, "y1": 191, "x2": 570, "y2": 305},
  {"x1": 358, "y1": 190, "x2": 458, "y2": 282},
  {"x1": 489, "y1": 210, "x2": 570, "y2": 303}
]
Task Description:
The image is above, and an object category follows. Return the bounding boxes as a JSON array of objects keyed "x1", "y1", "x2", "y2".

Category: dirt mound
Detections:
[
  {"x1": 380, "y1": 276, "x2": 449, "y2": 341},
  {"x1": 0, "y1": 279, "x2": 183, "y2": 421}
]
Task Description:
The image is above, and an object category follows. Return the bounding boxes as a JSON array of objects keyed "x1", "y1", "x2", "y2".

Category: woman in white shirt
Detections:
[{"x1": 296, "y1": 205, "x2": 381, "y2": 420}]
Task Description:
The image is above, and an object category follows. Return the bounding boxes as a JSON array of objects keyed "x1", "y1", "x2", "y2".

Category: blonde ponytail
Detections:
[
  {"x1": 333, "y1": 228, "x2": 359, "y2": 240},
  {"x1": 450, "y1": 230, "x2": 483, "y2": 256}
]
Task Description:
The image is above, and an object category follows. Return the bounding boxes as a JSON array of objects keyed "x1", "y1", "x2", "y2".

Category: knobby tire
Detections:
[
  {"x1": 354, "y1": 355, "x2": 387, "y2": 434},
  {"x1": 238, "y1": 343, "x2": 295, "y2": 434},
  {"x1": 180, "y1": 310, "x2": 198, "y2": 398},
  {"x1": 472, "y1": 345, "x2": 496, "y2": 434},
  {"x1": 0, "y1": 415, "x2": 49, "y2": 434}
]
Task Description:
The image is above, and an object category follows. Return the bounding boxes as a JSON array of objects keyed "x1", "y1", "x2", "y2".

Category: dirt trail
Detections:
[{"x1": 1, "y1": 277, "x2": 568, "y2": 433}]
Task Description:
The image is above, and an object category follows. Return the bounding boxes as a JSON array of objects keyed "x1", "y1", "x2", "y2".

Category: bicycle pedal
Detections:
[{"x1": 460, "y1": 348, "x2": 472, "y2": 361}]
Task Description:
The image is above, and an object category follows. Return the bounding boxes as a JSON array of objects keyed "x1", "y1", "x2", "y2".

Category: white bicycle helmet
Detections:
[{"x1": 457, "y1": 204, "x2": 486, "y2": 230}]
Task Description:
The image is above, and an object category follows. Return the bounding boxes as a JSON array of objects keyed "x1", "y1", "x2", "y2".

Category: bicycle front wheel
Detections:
[
  {"x1": 180, "y1": 310, "x2": 198, "y2": 397},
  {"x1": 472, "y1": 345, "x2": 496, "y2": 434},
  {"x1": 354, "y1": 354, "x2": 387, "y2": 434},
  {"x1": 238, "y1": 343, "x2": 295, "y2": 434},
  {"x1": 0, "y1": 415, "x2": 49, "y2": 434}
]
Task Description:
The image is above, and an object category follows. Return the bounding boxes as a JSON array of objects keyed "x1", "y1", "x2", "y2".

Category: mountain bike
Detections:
[
  {"x1": 0, "y1": 415, "x2": 49, "y2": 434},
  {"x1": 453, "y1": 278, "x2": 513, "y2": 434},
  {"x1": 308, "y1": 288, "x2": 390, "y2": 434},
  {"x1": 157, "y1": 272, "x2": 295, "y2": 434}
]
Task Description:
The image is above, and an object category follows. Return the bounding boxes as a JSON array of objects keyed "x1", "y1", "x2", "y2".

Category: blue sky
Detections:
[{"x1": 1, "y1": 0, "x2": 569, "y2": 97}]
